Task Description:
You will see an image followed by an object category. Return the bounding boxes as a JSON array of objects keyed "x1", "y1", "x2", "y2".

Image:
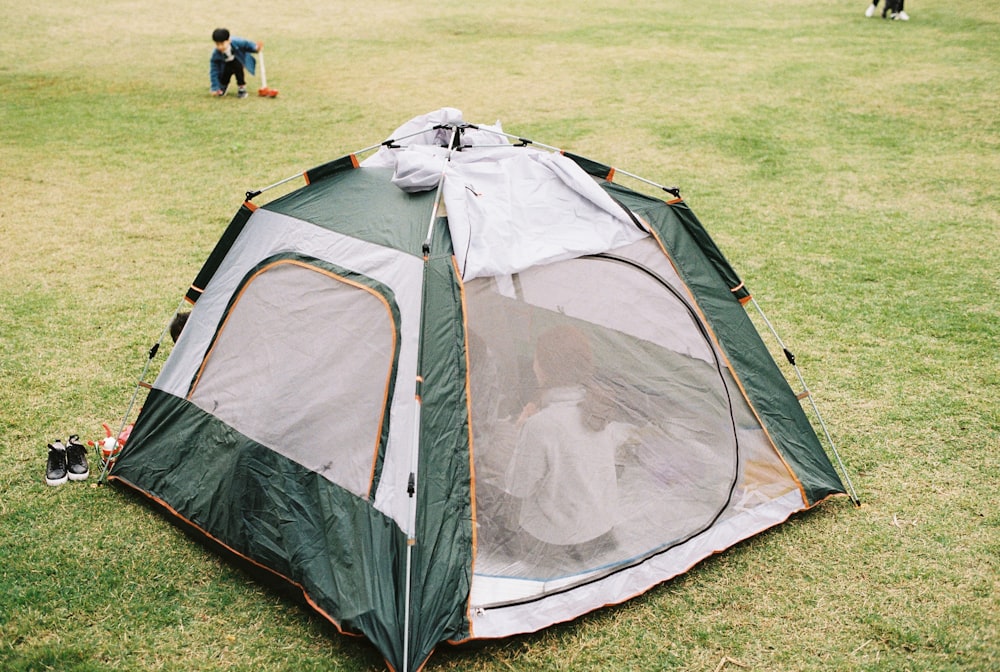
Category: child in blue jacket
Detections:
[{"x1": 209, "y1": 28, "x2": 262, "y2": 98}]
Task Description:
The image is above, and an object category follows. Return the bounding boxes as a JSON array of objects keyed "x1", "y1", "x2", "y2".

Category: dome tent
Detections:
[{"x1": 109, "y1": 109, "x2": 853, "y2": 672}]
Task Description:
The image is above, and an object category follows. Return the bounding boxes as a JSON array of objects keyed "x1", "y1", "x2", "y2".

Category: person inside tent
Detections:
[
  {"x1": 468, "y1": 332, "x2": 520, "y2": 551},
  {"x1": 504, "y1": 324, "x2": 633, "y2": 564}
]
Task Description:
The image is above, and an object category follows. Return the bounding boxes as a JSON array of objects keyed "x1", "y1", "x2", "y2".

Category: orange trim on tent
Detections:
[
  {"x1": 106, "y1": 473, "x2": 361, "y2": 640},
  {"x1": 305, "y1": 154, "x2": 360, "y2": 185},
  {"x1": 450, "y1": 254, "x2": 480, "y2": 640},
  {"x1": 244, "y1": 201, "x2": 258, "y2": 212},
  {"x1": 185, "y1": 257, "x2": 398, "y2": 502},
  {"x1": 731, "y1": 281, "x2": 753, "y2": 304},
  {"x1": 446, "y1": 231, "x2": 812, "y2": 646},
  {"x1": 558, "y1": 149, "x2": 615, "y2": 181},
  {"x1": 643, "y1": 222, "x2": 809, "y2": 507}
]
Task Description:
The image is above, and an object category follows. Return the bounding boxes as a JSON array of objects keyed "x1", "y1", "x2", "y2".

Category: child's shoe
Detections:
[
  {"x1": 238, "y1": 87, "x2": 248, "y2": 99},
  {"x1": 45, "y1": 441, "x2": 68, "y2": 486},
  {"x1": 66, "y1": 435, "x2": 89, "y2": 481}
]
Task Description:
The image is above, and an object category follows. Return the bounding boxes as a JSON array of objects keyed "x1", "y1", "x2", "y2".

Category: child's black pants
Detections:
[{"x1": 220, "y1": 60, "x2": 246, "y2": 88}]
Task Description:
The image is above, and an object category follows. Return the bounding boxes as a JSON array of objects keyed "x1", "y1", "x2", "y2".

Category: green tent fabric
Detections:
[{"x1": 109, "y1": 110, "x2": 848, "y2": 672}]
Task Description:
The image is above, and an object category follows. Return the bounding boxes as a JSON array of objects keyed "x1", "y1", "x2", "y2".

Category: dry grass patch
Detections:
[{"x1": 2, "y1": 0, "x2": 998, "y2": 670}]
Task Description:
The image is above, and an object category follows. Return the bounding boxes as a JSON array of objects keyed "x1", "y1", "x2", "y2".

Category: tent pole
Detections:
[
  {"x1": 421, "y1": 126, "x2": 459, "y2": 250},
  {"x1": 99, "y1": 298, "x2": 188, "y2": 483},
  {"x1": 467, "y1": 128, "x2": 683, "y2": 197},
  {"x1": 404, "y1": 125, "x2": 457, "y2": 672},
  {"x1": 246, "y1": 127, "x2": 453, "y2": 202},
  {"x1": 354, "y1": 125, "x2": 464, "y2": 158},
  {"x1": 249, "y1": 125, "x2": 686, "y2": 205},
  {"x1": 245, "y1": 172, "x2": 304, "y2": 200},
  {"x1": 402, "y1": 406, "x2": 421, "y2": 672},
  {"x1": 748, "y1": 297, "x2": 861, "y2": 505}
]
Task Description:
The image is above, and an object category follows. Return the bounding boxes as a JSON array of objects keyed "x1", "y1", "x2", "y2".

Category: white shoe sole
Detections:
[
  {"x1": 46, "y1": 474, "x2": 68, "y2": 486},
  {"x1": 68, "y1": 471, "x2": 89, "y2": 481}
]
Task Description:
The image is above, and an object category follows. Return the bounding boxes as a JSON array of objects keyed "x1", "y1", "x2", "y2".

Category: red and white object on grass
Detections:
[
  {"x1": 88, "y1": 422, "x2": 132, "y2": 467},
  {"x1": 257, "y1": 50, "x2": 279, "y2": 97}
]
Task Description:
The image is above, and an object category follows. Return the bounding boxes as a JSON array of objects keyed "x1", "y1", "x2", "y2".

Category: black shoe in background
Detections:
[
  {"x1": 46, "y1": 441, "x2": 68, "y2": 486},
  {"x1": 66, "y1": 435, "x2": 90, "y2": 481}
]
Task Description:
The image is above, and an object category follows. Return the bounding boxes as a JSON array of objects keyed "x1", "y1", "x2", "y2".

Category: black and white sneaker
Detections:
[
  {"x1": 46, "y1": 441, "x2": 68, "y2": 486},
  {"x1": 66, "y1": 434, "x2": 90, "y2": 481}
]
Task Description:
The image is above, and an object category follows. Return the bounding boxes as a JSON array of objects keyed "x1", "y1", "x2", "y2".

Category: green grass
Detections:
[{"x1": 2, "y1": 0, "x2": 998, "y2": 670}]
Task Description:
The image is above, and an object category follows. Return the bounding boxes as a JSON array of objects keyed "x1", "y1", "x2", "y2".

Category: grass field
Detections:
[{"x1": 1, "y1": 0, "x2": 998, "y2": 670}]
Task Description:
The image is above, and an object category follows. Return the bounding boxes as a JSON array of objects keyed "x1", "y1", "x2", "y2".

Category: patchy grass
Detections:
[{"x1": 1, "y1": 0, "x2": 998, "y2": 670}]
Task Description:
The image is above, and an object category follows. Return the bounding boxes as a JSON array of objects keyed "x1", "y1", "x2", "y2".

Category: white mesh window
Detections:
[
  {"x1": 190, "y1": 260, "x2": 396, "y2": 499},
  {"x1": 467, "y1": 239, "x2": 784, "y2": 602}
]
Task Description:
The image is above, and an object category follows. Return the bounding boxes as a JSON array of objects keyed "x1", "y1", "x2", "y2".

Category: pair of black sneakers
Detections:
[{"x1": 45, "y1": 435, "x2": 89, "y2": 486}]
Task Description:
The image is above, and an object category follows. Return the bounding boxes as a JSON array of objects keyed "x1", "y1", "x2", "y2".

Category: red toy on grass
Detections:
[
  {"x1": 257, "y1": 50, "x2": 279, "y2": 97},
  {"x1": 88, "y1": 422, "x2": 133, "y2": 467}
]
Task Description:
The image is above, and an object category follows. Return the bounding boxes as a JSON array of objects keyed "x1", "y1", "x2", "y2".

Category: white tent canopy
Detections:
[{"x1": 362, "y1": 108, "x2": 648, "y2": 280}]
